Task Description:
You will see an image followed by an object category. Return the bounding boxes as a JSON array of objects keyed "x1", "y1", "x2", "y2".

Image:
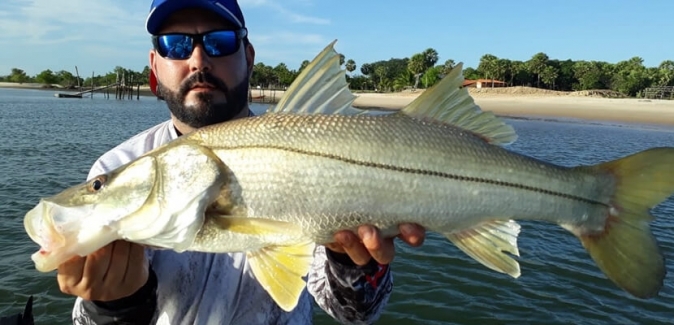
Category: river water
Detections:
[{"x1": 0, "y1": 88, "x2": 672, "y2": 324}]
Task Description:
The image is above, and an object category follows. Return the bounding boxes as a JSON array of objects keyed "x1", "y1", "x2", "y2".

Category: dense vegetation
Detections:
[{"x1": 3, "y1": 49, "x2": 673, "y2": 97}]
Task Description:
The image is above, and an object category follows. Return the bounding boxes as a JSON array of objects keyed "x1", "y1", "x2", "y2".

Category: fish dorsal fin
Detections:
[
  {"x1": 400, "y1": 63, "x2": 517, "y2": 146},
  {"x1": 268, "y1": 40, "x2": 363, "y2": 116}
]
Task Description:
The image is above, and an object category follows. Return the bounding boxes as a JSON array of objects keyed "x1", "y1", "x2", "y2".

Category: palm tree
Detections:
[
  {"x1": 477, "y1": 54, "x2": 498, "y2": 87},
  {"x1": 528, "y1": 52, "x2": 549, "y2": 88},
  {"x1": 658, "y1": 60, "x2": 674, "y2": 86},
  {"x1": 408, "y1": 53, "x2": 426, "y2": 90},
  {"x1": 345, "y1": 59, "x2": 357, "y2": 75},
  {"x1": 442, "y1": 59, "x2": 455, "y2": 76},
  {"x1": 540, "y1": 66, "x2": 559, "y2": 89}
]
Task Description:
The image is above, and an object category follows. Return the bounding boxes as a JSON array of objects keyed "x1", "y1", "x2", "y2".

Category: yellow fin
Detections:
[
  {"x1": 569, "y1": 147, "x2": 674, "y2": 299},
  {"x1": 247, "y1": 241, "x2": 316, "y2": 312},
  {"x1": 211, "y1": 216, "x2": 305, "y2": 236},
  {"x1": 400, "y1": 63, "x2": 517, "y2": 146},
  {"x1": 269, "y1": 40, "x2": 362, "y2": 116},
  {"x1": 445, "y1": 220, "x2": 521, "y2": 277}
]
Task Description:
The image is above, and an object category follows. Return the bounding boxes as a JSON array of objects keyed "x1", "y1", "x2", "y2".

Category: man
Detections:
[{"x1": 56, "y1": 1, "x2": 426, "y2": 324}]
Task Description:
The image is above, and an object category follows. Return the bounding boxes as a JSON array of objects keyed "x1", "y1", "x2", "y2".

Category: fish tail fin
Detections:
[{"x1": 571, "y1": 147, "x2": 674, "y2": 299}]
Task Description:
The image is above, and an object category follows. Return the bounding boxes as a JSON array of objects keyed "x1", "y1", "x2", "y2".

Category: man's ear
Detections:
[
  {"x1": 245, "y1": 42, "x2": 256, "y2": 79},
  {"x1": 149, "y1": 49, "x2": 158, "y2": 77}
]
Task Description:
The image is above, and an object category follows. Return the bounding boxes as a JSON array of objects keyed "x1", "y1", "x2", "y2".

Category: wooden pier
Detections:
[
  {"x1": 55, "y1": 66, "x2": 142, "y2": 100},
  {"x1": 248, "y1": 87, "x2": 283, "y2": 104},
  {"x1": 643, "y1": 86, "x2": 674, "y2": 100}
]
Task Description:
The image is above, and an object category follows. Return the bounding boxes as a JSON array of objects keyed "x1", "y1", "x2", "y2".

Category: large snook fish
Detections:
[{"x1": 24, "y1": 41, "x2": 674, "y2": 312}]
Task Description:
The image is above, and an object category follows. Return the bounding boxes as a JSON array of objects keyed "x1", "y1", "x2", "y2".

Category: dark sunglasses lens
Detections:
[
  {"x1": 203, "y1": 31, "x2": 239, "y2": 57},
  {"x1": 157, "y1": 35, "x2": 193, "y2": 59}
]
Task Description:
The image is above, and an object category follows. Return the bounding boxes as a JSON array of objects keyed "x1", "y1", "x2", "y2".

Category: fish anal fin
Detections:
[
  {"x1": 401, "y1": 63, "x2": 517, "y2": 146},
  {"x1": 247, "y1": 241, "x2": 316, "y2": 312},
  {"x1": 445, "y1": 220, "x2": 521, "y2": 277}
]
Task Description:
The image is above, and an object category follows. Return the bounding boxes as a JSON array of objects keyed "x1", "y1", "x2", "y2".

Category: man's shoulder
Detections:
[{"x1": 88, "y1": 120, "x2": 176, "y2": 179}]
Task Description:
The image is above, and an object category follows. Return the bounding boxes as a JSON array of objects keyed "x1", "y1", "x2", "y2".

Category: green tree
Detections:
[
  {"x1": 393, "y1": 69, "x2": 413, "y2": 91},
  {"x1": 273, "y1": 63, "x2": 295, "y2": 88},
  {"x1": 528, "y1": 52, "x2": 549, "y2": 87},
  {"x1": 421, "y1": 66, "x2": 442, "y2": 88},
  {"x1": 540, "y1": 66, "x2": 558, "y2": 89},
  {"x1": 422, "y1": 48, "x2": 439, "y2": 69},
  {"x1": 462, "y1": 67, "x2": 479, "y2": 80},
  {"x1": 339, "y1": 54, "x2": 345, "y2": 66},
  {"x1": 477, "y1": 54, "x2": 498, "y2": 86},
  {"x1": 360, "y1": 63, "x2": 372, "y2": 76},
  {"x1": 298, "y1": 60, "x2": 310, "y2": 75},
  {"x1": 508, "y1": 61, "x2": 530, "y2": 86},
  {"x1": 657, "y1": 60, "x2": 674, "y2": 86},
  {"x1": 345, "y1": 59, "x2": 356, "y2": 75},
  {"x1": 55, "y1": 70, "x2": 78, "y2": 87},
  {"x1": 9, "y1": 68, "x2": 30, "y2": 83},
  {"x1": 251, "y1": 62, "x2": 274, "y2": 88},
  {"x1": 374, "y1": 65, "x2": 389, "y2": 91},
  {"x1": 441, "y1": 59, "x2": 455, "y2": 75},
  {"x1": 612, "y1": 57, "x2": 649, "y2": 96},
  {"x1": 408, "y1": 53, "x2": 426, "y2": 89},
  {"x1": 35, "y1": 69, "x2": 59, "y2": 85}
]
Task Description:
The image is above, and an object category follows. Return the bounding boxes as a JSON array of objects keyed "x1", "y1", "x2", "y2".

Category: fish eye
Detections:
[{"x1": 88, "y1": 175, "x2": 107, "y2": 192}]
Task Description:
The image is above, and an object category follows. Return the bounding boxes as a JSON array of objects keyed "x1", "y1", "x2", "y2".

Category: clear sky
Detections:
[{"x1": 1, "y1": 0, "x2": 673, "y2": 77}]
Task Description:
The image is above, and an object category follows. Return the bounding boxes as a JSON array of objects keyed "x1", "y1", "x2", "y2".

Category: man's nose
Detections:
[{"x1": 188, "y1": 44, "x2": 212, "y2": 72}]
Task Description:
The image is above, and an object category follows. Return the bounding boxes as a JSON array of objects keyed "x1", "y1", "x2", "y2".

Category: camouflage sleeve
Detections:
[
  {"x1": 307, "y1": 245, "x2": 393, "y2": 325},
  {"x1": 72, "y1": 267, "x2": 158, "y2": 325}
]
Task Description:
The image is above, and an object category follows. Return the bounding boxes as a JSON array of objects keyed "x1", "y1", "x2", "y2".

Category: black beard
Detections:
[{"x1": 157, "y1": 71, "x2": 248, "y2": 129}]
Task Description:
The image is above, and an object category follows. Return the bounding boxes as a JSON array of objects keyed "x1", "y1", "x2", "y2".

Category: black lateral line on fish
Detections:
[{"x1": 225, "y1": 144, "x2": 608, "y2": 207}]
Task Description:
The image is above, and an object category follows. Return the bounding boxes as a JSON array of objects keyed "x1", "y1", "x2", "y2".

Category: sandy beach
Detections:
[
  {"x1": 2, "y1": 82, "x2": 674, "y2": 126},
  {"x1": 251, "y1": 88, "x2": 674, "y2": 126}
]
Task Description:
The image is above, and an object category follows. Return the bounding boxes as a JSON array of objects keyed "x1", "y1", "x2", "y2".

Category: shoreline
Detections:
[{"x1": 2, "y1": 82, "x2": 674, "y2": 127}]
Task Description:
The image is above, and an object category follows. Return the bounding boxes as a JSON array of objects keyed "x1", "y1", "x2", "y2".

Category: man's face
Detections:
[{"x1": 150, "y1": 8, "x2": 254, "y2": 130}]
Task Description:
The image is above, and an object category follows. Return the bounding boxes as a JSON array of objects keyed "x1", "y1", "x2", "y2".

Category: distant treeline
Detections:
[{"x1": 4, "y1": 49, "x2": 673, "y2": 97}]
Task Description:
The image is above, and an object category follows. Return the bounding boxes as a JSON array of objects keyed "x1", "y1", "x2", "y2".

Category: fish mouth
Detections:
[
  {"x1": 24, "y1": 201, "x2": 65, "y2": 253},
  {"x1": 23, "y1": 200, "x2": 93, "y2": 272}
]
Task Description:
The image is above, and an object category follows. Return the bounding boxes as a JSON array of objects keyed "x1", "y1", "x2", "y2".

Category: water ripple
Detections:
[{"x1": 2, "y1": 89, "x2": 674, "y2": 324}]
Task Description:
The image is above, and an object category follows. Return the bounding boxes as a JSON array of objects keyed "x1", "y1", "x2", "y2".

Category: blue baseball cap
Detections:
[{"x1": 146, "y1": 0, "x2": 245, "y2": 34}]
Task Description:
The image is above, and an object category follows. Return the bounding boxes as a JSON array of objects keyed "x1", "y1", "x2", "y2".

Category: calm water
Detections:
[{"x1": 0, "y1": 88, "x2": 673, "y2": 324}]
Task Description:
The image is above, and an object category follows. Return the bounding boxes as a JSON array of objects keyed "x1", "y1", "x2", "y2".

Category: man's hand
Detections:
[
  {"x1": 325, "y1": 223, "x2": 426, "y2": 265},
  {"x1": 57, "y1": 240, "x2": 148, "y2": 302}
]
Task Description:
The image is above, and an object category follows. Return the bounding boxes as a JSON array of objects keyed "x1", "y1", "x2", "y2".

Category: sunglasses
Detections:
[{"x1": 152, "y1": 28, "x2": 248, "y2": 60}]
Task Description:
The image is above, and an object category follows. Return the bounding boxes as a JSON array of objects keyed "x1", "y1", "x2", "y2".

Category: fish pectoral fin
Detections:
[
  {"x1": 444, "y1": 220, "x2": 522, "y2": 278},
  {"x1": 247, "y1": 241, "x2": 316, "y2": 312},
  {"x1": 209, "y1": 215, "x2": 305, "y2": 236}
]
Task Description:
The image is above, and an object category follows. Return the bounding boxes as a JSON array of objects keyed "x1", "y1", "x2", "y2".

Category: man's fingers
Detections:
[
  {"x1": 102, "y1": 241, "x2": 131, "y2": 286},
  {"x1": 334, "y1": 230, "x2": 371, "y2": 266},
  {"x1": 57, "y1": 255, "x2": 87, "y2": 293},
  {"x1": 124, "y1": 243, "x2": 148, "y2": 285},
  {"x1": 359, "y1": 225, "x2": 395, "y2": 265},
  {"x1": 81, "y1": 244, "x2": 114, "y2": 287},
  {"x1": 398, "y1": 223, "x2": 426, "y2": 247}
]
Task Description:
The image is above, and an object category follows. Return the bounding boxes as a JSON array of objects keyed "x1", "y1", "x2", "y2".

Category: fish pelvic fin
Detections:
[
  {"x1": 569, "y1": 147, "x2": 674, "y2": 299},
  {"x1": 269, "y1": 40, "x2": 362, "y2": 117},
  {"x1": 445, "y1": 220, "x2": 522, "y2": 278},
  {"x1": 247, "y1": 241, "x2": 316, "y2": 312},
  {"x1": 400, "y1": 63, "x2": 517, "y2": 146},
  {"x1": 213, "y1": 217, "x2": 315, "y2": 311}
]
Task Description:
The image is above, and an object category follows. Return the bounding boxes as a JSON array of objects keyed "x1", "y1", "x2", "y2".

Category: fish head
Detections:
[
  {"x1": 24, "y1": 155, "x2": 159, "y2": 272},
  {"x1": 24, "y1": 141, "x2": 230, "y2": 272}
]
